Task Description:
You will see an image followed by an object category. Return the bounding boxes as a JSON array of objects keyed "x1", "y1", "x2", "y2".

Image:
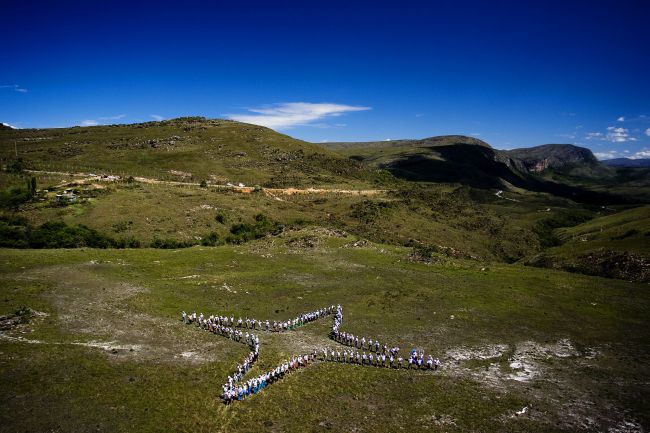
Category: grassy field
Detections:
[
  {"x1": 1, "y1": 166, "x2": 610, "y2": 263},
  {"x1": 1, "y1": 232, "x2": 649, "y2": 432},
  {"x1": 0, "y1": 118, "x2": 387, "y2": 189},
  {"x1": 527, "y1": 205, "x2": 650, "y2": 281}
]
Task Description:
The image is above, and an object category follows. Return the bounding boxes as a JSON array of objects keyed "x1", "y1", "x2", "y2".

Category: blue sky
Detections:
[{"x1": 1, "y1": 0, "x2": 649, "y2": 158}]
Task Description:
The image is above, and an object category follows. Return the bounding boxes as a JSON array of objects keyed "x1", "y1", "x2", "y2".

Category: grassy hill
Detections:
[
  {"x1": 1, "y1": 122, "x2": 648, "y2": 273},
  {"x1": 0, "y1": 117, "x2": 386, "y2": 188},
  {"x1": 526, "y1": 205, "x2": 650, "y2": 282}
]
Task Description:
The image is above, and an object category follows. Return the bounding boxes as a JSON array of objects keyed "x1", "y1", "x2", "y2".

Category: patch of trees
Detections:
[
  {"x1": 0, "y1": 217, "x2": 133, "y2": 248},
  {"x1": 0, "y1": 176, "x2": 38, "y2": 209},
  {"x1": 0, "y1": 213, "x2": 281, "y2": 249},
  {"x1": 202, "y1": 214, "x2": 282, "y2": 246}
]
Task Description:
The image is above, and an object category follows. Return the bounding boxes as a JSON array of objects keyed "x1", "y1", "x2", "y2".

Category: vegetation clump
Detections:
[{"x1": 226, "y1": 214, "x2": 281, "y2": 244}]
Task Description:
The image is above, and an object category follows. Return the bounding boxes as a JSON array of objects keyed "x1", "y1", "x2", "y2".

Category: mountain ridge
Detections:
[{"x1": 603, "y1": 158, "x2": 650, "y2": 168}]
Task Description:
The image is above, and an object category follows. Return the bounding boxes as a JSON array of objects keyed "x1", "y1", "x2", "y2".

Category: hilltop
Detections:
[
  {"x1": 0, "y1": 117, "x2": 386, "y2": 189},
  {"x1": 502, "y1": 144, "x2": 601, "y2": 173},
  {"x1": 326, "y1": 137, "x2": 637, "y2": 204}
]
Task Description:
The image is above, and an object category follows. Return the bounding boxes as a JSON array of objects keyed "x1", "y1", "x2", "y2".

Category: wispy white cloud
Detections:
[
  {"x1": 631, "y1": 151, "x2": 650, "y2": 159},
  {"x1": 594, "y1": 150, "x2": 621, "y2": 160},
  {"x1": 99, "y1": 114, "x2": 126, "y2": 121},
  {"x1": 0, "y1": 84, "x2": 27, "y2": 93},
  {"x1": 594, "y1": 149, "x2": 650, "y2": 160},
  {"x1": 227, "y1": 102, "x2": 370, "y2": 129},
  {"x1": 617, "y1": 116, "x2": 625, "y2": 122},
  {"x1": 646, "y1": 128, "x2": 650, "y2": 137},
  {"x1": 585, "y1": 132, "x2": 603, "y2": 139},
  {"x1": 80, "y1": 120, "x2": 99, "y2": 126},
  {"x1": 150, "y1": 114, "x2": 164, "y2": 121}
]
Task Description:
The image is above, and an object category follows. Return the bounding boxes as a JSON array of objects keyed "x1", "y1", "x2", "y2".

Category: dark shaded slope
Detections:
[{"x1": 384, "y1": 143, "x2": 631, "y2": 205}]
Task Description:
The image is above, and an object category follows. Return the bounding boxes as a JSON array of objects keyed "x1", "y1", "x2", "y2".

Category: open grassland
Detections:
[
  {"x1": 1, "y1": 233, "x2": 648, "y2": 432},
  {"x1": 1, "y1": 168, "x2": 612, "y2": 263},
  {"x1": 0, "y1": 118, "x2": 388, "y2": 189}
]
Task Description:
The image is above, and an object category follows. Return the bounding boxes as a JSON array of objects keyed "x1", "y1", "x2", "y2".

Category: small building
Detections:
[{"x1": 56, "y1": 189, "x2": 77, "y2": 202}]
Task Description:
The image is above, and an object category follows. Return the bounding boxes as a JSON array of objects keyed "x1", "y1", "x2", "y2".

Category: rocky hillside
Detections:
[
  {"x1": 501, "y1": 144, "x2": 599, "y2": 173},
  {"x1": 326, "y1": 137, "x2": 633, "y2": 204},
  {"x1": 0, "y1": 117, "x2": 386, "y2": 188}
]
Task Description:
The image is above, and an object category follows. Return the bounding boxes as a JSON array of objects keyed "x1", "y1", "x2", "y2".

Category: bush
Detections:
[
  {"x1": 215, "y1": 211, "x2": 227, "y2": 224},
  {"x1": 6, "y1": 158, "x2": 25, "y2": 174},
  {"x1": 0, "y1": 220, "x2": 29, "y2": 247},
  {"x1": 29, "y1": 221, "x2": 115, "y2": 248},
  {"x1": 0, "y1": 187, "x2": 32, "y2": 209},
  {"x1": 201, "y1": 232, "x2": 221, "y2": 246},
  {"x1": 150, "y1": 237, "x2": 196, "y2": 249},
  {"x1": 226, "y1": 214, "x2": 281, "y2": 244}
]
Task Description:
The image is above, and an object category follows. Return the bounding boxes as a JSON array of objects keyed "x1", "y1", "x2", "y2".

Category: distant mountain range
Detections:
[
  {"x1": 326, "y1": 136, "x2": 648, "y2": 204},
  {"x1": 602, "y1": 158, "x2": 650, "y2": 168},
  {"x1": 2, "y1": 119, "x2": 648, "y2": 204}
]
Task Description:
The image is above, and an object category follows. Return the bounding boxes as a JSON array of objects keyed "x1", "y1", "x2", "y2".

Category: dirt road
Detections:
[{"x1": 28, "y1": 169, "x2": 386, "y2": 196}]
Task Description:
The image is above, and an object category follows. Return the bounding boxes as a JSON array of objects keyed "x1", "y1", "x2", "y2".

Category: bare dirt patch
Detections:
[{"x1": 10, "y1": 263, "x2": 242, "y2": 364}]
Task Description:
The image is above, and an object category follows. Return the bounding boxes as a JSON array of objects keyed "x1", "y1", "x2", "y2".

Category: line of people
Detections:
[
  {"x1": 329, "y1": 305, "x2": 441, "y2": 369},
  {"x1": 330, "y1": 305, "x2": 398, "y2": 356},
  {"x1": 182, "y1": 305, "x2": 336, "y2": 333},
  {"x1": 181, "y1": 304, "x2": 441, "y2": 405},
  {"x1": 183, "y1": 310, "x2": 260, "y2": 348},
  {"x1": 223, "y1": 353, "x2": 317, "y2": 404},
  {"x1": 321, "y1": 347, "x2": 440, "y2": 370}
]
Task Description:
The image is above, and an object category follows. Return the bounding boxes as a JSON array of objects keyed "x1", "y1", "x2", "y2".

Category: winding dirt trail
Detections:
[{"x1": 28, "y1": 170, "x2": 386, "y2": 197}]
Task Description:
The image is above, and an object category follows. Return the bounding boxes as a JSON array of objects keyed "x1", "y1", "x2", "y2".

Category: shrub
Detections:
[
  {"x1": 150, "y1": 237, "x2": 196, "y2": 249},
  {"x1": 215, "y1": 211, "x2": 227, "y2": 224},
  {"x1": 6, "y1": 158, "x2": 25, "y2": 174},
  {"x1": 29, "y1": 222, "x2": 114, "y2": 248},
  {"x1": 0, "y1": 187, "x2": 33, "y2": 209},
  {"x1": 226, "y1": 214, "x2": 280, "y2": 244},
  {"x1": 201, "y1": 232, "x2": 221, "y2": 246}
]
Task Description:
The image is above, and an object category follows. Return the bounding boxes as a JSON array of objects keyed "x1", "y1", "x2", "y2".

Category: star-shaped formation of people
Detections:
[{"x1": 181, "y1": 305, "x2": 441, "y2": 404}]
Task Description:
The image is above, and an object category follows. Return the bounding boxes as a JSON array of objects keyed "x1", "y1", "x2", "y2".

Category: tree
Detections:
[{"x1": 29, "y1": 177, "x2": 37, "y2": 196}]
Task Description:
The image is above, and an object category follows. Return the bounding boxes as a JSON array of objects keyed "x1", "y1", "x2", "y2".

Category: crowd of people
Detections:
[
  {"x1": 328, "y1": 305, "x2": 441, "y2": 370},
  {"x1": 181, "y1": 303, "x2": 441, "y2": 405},
  {"x1": 182, "y1": 306, "x2": 335, "y2": 334},
  {"x1": 182, "y1": 310, "x2": 260, "y2": 348},
  {"x1": 320, "y1": 347, "x2": 440, "y2": 370},
  {"x1": 222, "y1": 353, "x2": 317, "y2": 404}
]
